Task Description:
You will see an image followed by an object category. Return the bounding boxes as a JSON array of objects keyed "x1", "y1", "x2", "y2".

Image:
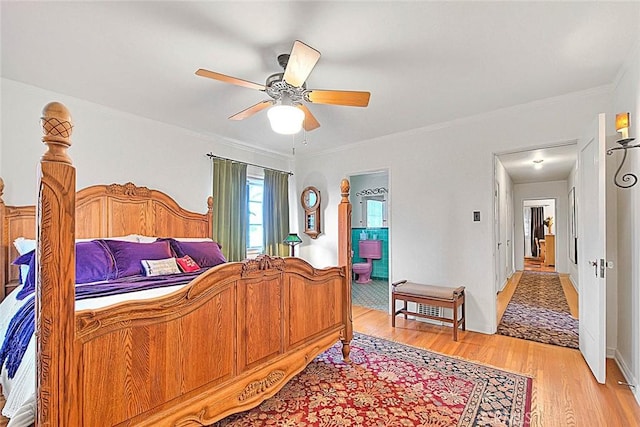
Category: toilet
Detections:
[{"x1": 353, "y1": 239, "x2": 382, "y2": 284}]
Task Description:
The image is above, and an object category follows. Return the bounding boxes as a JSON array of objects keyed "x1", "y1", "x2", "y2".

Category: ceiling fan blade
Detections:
[
  {"x1": 196, "y1": 69, "x2": 265, "y2": 91},
  {"x1": 306, "y1": 89, "x2": 371, "y2": 107},
  {"x1": 283, "y1": 40, "x2": 321, "y2": 88},
  {"x1": 297, "y1": 104, "x2": 320, "y2": 131},
  {"x1": 229, "y1": 100, "x2": 273, "y2": 121}
]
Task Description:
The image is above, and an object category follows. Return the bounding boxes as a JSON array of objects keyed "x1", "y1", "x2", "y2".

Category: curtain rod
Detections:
[{"x1": 206, "y1": 153, "x2": 293, "y2": 176}]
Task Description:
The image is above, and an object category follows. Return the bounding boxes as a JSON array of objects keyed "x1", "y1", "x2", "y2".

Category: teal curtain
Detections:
[
  {"x1": 263, "y1": 169, "x2": 290, "y2": 256},
  {"x1": 212, "y1": 159, "x2": 247, "y2": 261}
]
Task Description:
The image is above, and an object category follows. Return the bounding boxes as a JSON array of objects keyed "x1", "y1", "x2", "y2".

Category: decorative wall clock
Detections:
[{"x1": 301, "y1": 186, "x2": 321, "y2": 239}]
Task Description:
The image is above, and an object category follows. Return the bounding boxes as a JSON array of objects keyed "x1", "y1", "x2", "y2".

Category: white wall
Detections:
[
  {"x1": 0, "y1": 79, "x2": 291, "y2": 212},
  {"x1": 295, "y1": 87, "x2": 612, "y2": 334},
  {"x1": 567, "y1": 165, "x2": 579, "y2": 287},
  {"x1": 495, "y1": 157, "x2": 514, "y2": 292},
  {"x1": 612, "y1": 40, "x2": 640, "y2": 403}
]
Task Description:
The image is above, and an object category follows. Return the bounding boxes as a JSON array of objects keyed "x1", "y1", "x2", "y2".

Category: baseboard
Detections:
[
  {"x1": 569, "y1": 275, "x2": 579, "y2": 293},
  {"x1": 499, "y1": 277, "x2": 509, "y2": 292},
  {"x1": 614, "y1": 349, "x2": 640, "y2": 406},
  {"x1": 607, "y1": 347, "x2": 616, "y2": 359}
]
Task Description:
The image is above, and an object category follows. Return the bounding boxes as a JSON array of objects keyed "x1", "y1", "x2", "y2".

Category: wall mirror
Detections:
[
  {"x1": 362, "y1": 195, "x2": 386, "y2": 228},
  {"x1": 301, "y1": 186, "x2": 321, "y2": 239}
]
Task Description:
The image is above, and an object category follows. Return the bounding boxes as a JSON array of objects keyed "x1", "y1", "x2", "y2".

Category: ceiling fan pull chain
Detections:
[{"x1": 302, "y1": 122, "x2": 308, "y2": 146}]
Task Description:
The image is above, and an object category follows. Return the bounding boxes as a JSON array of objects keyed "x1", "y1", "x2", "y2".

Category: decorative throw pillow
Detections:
[
  {"x1": 175, "y1": 255, "x2": 201, "y2": 273},
  {"x1": 75, "y1": 240, "x2": 116, "y2": 284},
  {"x1": 11, "y1": 250, "x2": 36, "y2": 300},
  {"x1": 100, "y1": 240, "x2": 173, "y2": 279},
  {"x1": 165, "y1": 240, "x2": 226, "y2": 268},
  {"x1": 13, "y1": 238, "x2": 36, "y2": 284},
  {"x1": 141, "y1": 257, "x2": 181, "y2": 277}
]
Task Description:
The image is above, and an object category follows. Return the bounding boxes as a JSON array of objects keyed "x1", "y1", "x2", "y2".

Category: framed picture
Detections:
[{"x1": 569, "y1": 187, "x2": 577, "y2": 264}]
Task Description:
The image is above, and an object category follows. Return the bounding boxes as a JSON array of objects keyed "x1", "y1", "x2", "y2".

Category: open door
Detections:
[{"x1": 577, "y1": 113, "x2": 607, "y2": 383}]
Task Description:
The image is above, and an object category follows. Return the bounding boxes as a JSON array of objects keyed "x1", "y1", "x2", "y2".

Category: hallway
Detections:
[{"x1": 523, "y1": 257, "x2": 556, "y2": 273}]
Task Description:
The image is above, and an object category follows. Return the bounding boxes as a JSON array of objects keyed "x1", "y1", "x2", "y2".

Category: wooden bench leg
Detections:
[
  {"x1": 462, "y1": 297, "x2": 466, "y2": 331},
  {"x1": 453, "y1": 300, "x2": 458, "y2": 341},
  {"x1": 392, "y1": 294, "x2": 396, "y2": 327}
]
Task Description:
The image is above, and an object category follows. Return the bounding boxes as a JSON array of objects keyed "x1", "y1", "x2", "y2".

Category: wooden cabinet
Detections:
[{"x1": 543, "y1": 234, "x2": 555, "y2": 266}]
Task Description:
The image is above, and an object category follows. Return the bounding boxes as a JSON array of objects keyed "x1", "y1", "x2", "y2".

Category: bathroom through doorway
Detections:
[{"x1": 349, "y1": 170, "x2": 390, "y2": 312}]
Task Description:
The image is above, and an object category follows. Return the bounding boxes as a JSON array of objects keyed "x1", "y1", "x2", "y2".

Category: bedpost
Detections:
[
  {"x1": 36, "y1": 102, "x2": 78, "y2": 426},
  {"x1": 207, "y1": 195, "x2": 214, "y2": 238},
  {"x1": 0, "y1": 177, "x2": 5, "y2": 301},
  {"x1": 338, "y1": 178, "x2": 353, "y2": 361}
]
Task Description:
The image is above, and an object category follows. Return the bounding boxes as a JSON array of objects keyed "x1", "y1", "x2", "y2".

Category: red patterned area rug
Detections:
[
  {"x1": 498, "y1": 271, "x2": 578, "y2": 349},
  {"x1": 213, "y1": 333, "x2": 533, "y2": 426}
]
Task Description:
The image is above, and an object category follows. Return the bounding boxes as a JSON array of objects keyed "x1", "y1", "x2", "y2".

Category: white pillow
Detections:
[
  {"x1": 136, "y1": 235, "x2": 159, "y2": 243},
  {"x1": 13, "y1": 238, "x2": 37, "y2": 284},
  {"x1": 174, "y1": 237, "x2": 214, "y2": 242},
  {"x1": 13, "y1": 237, "x2": 36, "y2": 255},
  {"x1": 141, "y1": 258, "x2": 181, "y2": 277}
]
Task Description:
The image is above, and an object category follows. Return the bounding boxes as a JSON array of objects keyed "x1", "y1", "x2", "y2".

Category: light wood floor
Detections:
[
  {"x1": 524, "y1": 256, "x2": 556, "y2": 273},
  {"x1": 2, "y1": 300, "x2": 637, "y2": 426},
  {"x1": 357, "y1": 276, "x2": 640, "y2": 426}
]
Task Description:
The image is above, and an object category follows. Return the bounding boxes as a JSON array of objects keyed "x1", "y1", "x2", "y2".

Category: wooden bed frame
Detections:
[{"x1": 0, "y1": 102, "x2": 353, "y2": 426}]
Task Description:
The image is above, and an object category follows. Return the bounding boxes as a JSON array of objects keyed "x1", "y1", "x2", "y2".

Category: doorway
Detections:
[
  {"x1": 523, "y1": 198, "x2": 556, "y2": 273},
  {"x1": 349, "y1": 170, "x2": 390, "y2": 312}
]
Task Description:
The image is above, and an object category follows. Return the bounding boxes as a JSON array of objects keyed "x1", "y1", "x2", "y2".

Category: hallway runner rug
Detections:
[
  {"x1": 497, "y1": 271, "x2": 579, "y2": 349},
  {"x1": 213, "y1": 333, "x2": 533, "y2": 426}
]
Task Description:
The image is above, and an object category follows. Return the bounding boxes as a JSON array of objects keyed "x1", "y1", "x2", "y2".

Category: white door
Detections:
[
  {"x1": 577, "y1": 113, "x2": 607, "y2": 383},
  {"x1": 494, "y1": 181, "x2": 503, "y2": 292}
]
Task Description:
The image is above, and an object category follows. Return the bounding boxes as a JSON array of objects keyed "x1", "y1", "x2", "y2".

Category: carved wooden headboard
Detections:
[{"x1": 0, "y1": 180, "x2": 213, "y2": 299}]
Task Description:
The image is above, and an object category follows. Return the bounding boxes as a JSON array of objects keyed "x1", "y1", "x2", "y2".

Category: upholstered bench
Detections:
[{"x1": 391, "y1": 280, "x2": 466, "y2": 341}]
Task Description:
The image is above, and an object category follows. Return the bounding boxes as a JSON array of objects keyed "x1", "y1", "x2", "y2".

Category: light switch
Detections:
[{"x1": 473, "y1": 211, "x2": 480, "y2": 222}]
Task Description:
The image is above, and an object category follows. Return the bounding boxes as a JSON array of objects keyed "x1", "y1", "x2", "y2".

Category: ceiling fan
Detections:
[{"x1": 196, "y1": 40, "x2": 371, "y2": 134}]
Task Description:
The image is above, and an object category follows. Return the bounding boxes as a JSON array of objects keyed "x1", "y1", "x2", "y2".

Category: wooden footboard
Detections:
[{"x1": 33, "y1": 102, "x2": 353, "y2": 426}]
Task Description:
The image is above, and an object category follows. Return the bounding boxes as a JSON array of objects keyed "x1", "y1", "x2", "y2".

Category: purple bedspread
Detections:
[{"x1": 0, "y1": 269, "x2": 208, "y2": 378}]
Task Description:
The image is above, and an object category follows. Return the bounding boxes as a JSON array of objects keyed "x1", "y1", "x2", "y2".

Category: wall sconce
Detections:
[
  {"x1": 283, "y1": 233, "x2": 302, "y2": 256},
  {"x1": 607, "y1": 112, "x2": 640, "y2": 188}
]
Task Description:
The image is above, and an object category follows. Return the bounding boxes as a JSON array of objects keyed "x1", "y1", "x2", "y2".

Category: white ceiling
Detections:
[
  {"x1": 2, "y1": 1, "x2": 639, "y2": 159},
  {"x1": 498, "y1": 144, "x2": 577, "y2": 184}
]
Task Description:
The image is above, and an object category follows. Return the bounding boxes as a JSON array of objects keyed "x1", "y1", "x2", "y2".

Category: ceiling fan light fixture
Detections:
[{"x1": 267, "y1": 104, "x2": 304, "y2": 135}]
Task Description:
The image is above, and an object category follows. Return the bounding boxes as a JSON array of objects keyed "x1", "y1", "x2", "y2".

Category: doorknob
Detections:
[
  {"x1": 589, "y1": 259, "x2": 606, "y2": 278},
  {"x1": 590, "y1": 260, "x2": 598, "y2": 277}
]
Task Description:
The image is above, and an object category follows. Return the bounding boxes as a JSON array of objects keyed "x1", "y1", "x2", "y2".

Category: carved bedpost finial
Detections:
[
  {"x1": 41, "y1": 101, "x2": 73, "y2": 164},
  {"x1": 0, "y1": 176, "x2": 4, "y2": 201},
  {"x1": 340, "y1": 178, "x2": 350, "y2": 203},
  {"x1": 207, "y1": 196, "x2": 213, "y2": 212}
]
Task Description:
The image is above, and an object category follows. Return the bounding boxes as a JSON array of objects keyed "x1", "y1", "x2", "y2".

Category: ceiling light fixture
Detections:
[
  {"x1": 608, "y1": 112, "x2": 640, "y2": 188},
  {"x1": 267, "y1": 94, "x2": 304, "y2": 135},
  {"x1": 533, "y1": 159, "x2": 544, "y2": 170}
]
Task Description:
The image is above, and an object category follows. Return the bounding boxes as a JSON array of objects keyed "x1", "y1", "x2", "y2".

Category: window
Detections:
[{"x1": 247, "y1": 177, "x2": 264, "y2": 254}]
